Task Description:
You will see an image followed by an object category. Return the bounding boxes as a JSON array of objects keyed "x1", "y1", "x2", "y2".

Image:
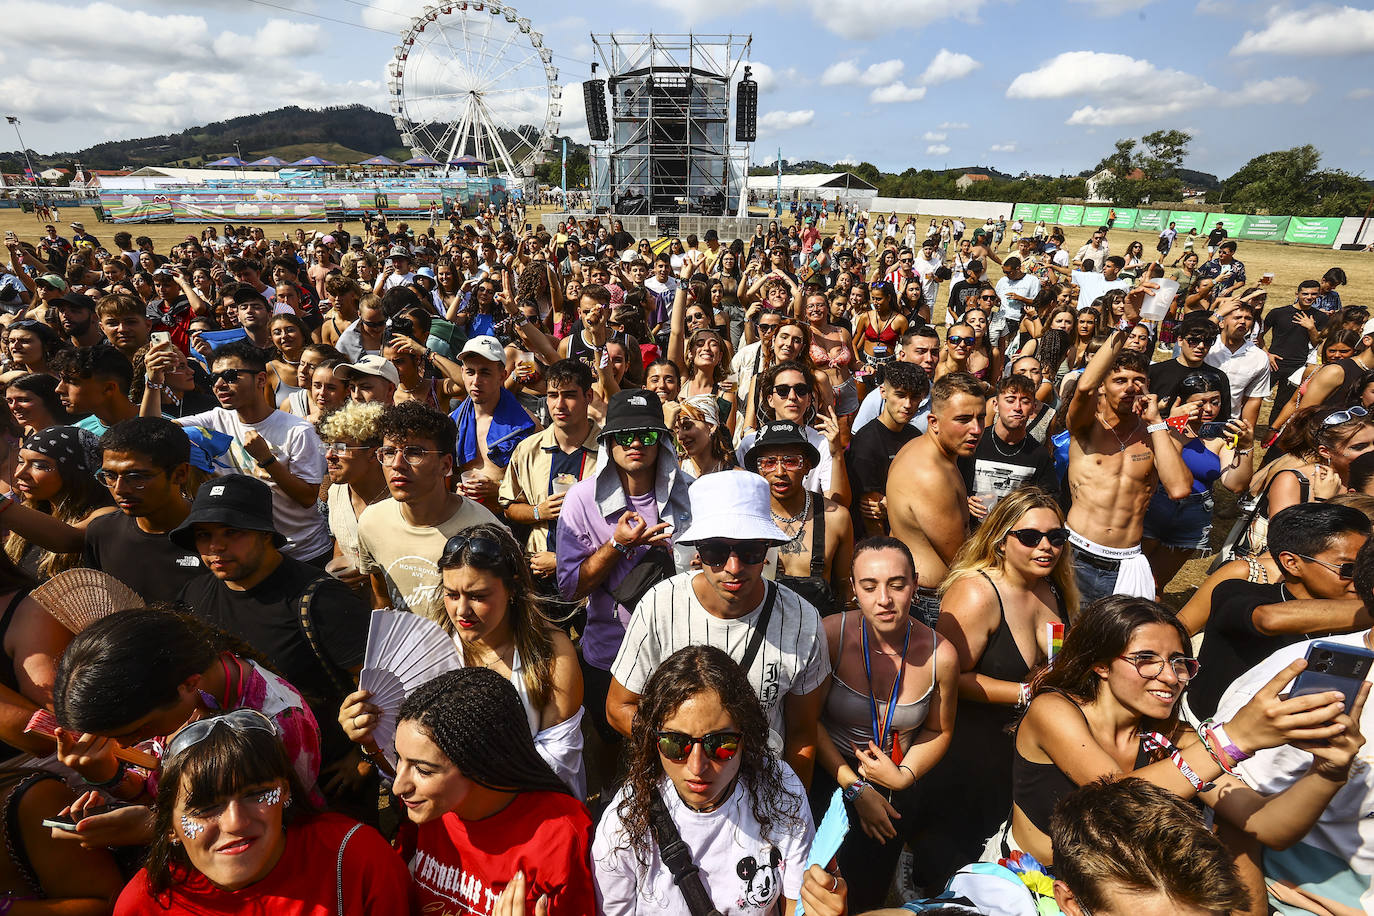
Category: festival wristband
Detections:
[
  {"x1": 842, "y1": 779, "x2": 869, "y2": 802},
  {"x1": 81, "y1": 759, "x2": 128, "y2": 791},
  {"x1": 1018, "y1": 683, "x2": 1032, "y2": 707},
  {"x1": 1212, "y1": 722, "x2": 1251, "y2": 763},
  {"x1": 1142, "y1": 732, "x2": 1214, "y2": 793},
  {"x1": 1146, "y1": 422, "x2": 1169, "y2": 435}
]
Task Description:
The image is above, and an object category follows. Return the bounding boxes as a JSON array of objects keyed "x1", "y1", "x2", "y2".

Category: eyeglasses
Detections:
[
  {"x1": 695, "y1": 539, "x2": 771, "y2": 567},
  {"x1": 772, "y1": 382, "x2": 812, "y2": 400},
  {"x1": 612, "y1": 429, "x2": 661, "y2": 448},
  {"x1": 164, "y1": 708, "x2": 279, "y2": 763},
  {"x1": 947, "y1": 335, "x2": 972, "y2": 346},
  {"x1": 440, "y1": 533, "x2": 509, "y2": 571},
  {"x1": 324, "y1": 442, "x2": 372, "y2": 456},
  {"x1": 375, "y1": 446, "x2": 443, "y2": 466},
  {"x1": 1006, "y1": 527, "x2": 1070, "y2": 548},
  {"x1": 95, "y1": 469, "x2": 161, "y2": 489},
  {"x1": 1323, "y1": 406, "x2": 1368, "y2": 426},
  {"x1": 756, "y1": 454, "x2": 807, "y2": 473},
  {"x1": 656, "y1": 730, "x2": 742, "y2": 763},
  {"x1": 1117, "y1": 652, "x2": 1200, "y2": 682},
  {"x1": 208, "y1": 368, "x2": 255, "y2": 386},
  {"x1": 1296, "y1": 554, "x2": 1355, "y2": 580}
]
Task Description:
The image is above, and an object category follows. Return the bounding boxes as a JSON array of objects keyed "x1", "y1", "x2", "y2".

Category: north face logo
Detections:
[
  {"x1": 628, "y1": 395, "x2": 647, "y2": 406},
  {"x1": 210, "y1": 485, "x2": 225, "y2": 496}
]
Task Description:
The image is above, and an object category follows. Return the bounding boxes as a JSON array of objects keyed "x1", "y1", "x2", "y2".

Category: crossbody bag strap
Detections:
[
  {"x1": 738, "y1": 583, "x2": 778, "y2": 674},
  {"x1": 649, "y1": 790, "x2": 724, "y2": 916},
  {"x1": 297, "y1": 578, "x2": 353, "y2": 698},
  {"x1": 336, "y1": 822, "x2": 364, "y2": 915},
  {"x1": 808, "y1": 492, "x2": 826, "y2": 578}
]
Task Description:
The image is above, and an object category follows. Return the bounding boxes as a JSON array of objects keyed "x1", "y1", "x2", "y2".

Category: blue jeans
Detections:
[{"x1": 1073, "y1": 553, "x2": 1121, "y2": 607}]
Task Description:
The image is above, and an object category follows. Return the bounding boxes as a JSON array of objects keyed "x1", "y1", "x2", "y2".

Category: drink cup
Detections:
[{"x1": 552, "y1": 473, "x2": 576, "y2": 496}]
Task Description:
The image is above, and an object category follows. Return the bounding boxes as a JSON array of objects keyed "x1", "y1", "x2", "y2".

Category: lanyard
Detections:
[{"x1": 861, "y1": 619, "x2": 912, "y2": 751}]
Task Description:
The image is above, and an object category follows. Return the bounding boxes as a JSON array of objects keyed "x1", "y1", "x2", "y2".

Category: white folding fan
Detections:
[
  {"x1": 30, "y1": 568, "x2": 145, "y2": 634},
  {"x1": 358, "y1": 610, "x2": 461, "y2": 764}
]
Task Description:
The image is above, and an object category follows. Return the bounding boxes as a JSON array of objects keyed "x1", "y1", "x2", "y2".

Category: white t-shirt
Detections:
[
  {"x1": 994, "y1": 274, "x2": 1041, "y2": 324},
  {"x1": 610, "y1": 572, "x2": 829, "y2": 752},
  {"x1": 593, "y1": 767, "x2": 814, "y2": 915},
  {"x1": 1205, "y1": 338, "x2": 1272, "y2": 419},
  {"x1": 913, "y1": 252, "x2": 943, "y2": 306},
  {"x1": 1215, "y1": 632, "x2": 1374, "y2": 876},
  {"x1": 174, "y1": 407, "x2": 330, "y2": 561}
]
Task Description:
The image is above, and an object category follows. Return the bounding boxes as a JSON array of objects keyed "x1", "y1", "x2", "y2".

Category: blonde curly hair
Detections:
[{"x1": 316, "y1": 399, "x2": 385, "y2": 445}]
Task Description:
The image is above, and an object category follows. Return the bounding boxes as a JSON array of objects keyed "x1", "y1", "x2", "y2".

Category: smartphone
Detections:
[
  {"x1": 1198, "y1": 421, "x2": 1228, "y2": 439},
  {"x1": 150, "y1": 331, "x2": 171, "y2": 347},
  {"x1": 1290, "y1": 640, "x2": 1374, "y2": 714},
  {"x1": 41, "y1": 814, "x2": 79, "y2": 832}
]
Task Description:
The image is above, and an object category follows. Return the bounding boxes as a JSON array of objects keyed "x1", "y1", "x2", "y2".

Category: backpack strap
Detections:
[
  {"x1": 738, "y1": 583, "x2": 778, "y2": 675},
  {"x1": 297, "y1": 578, "x2": 353, "y2": 699},
  {"x1": 336, "y1": 822, "x2": 364, "y2": 915},
  {"x1": 649, "y1": 790, "x2": 724, "y2": 916}
]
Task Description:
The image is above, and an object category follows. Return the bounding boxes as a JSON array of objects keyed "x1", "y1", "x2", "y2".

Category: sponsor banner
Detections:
[
  {"x1": 1012, "y1": 202, "x2": 1037, "y2": 221},
  {"x1": 1283, "y1": 216, "x2": 1343, "y2": 246},
  {"x1": 1168, "y1": 211, "x2": 1207, "y2": 233},
  {"x1": 1205, "y1": 213, "x2": 1246, "y2": 236},
  {"x1": 1238, "y1": 215, "x2": 1290, "y2": 242},
  {"x1": 1034, "y1": 203, "x2": 1060, "y2": 222},
  {"x1": 1081, "y1": 206, "x2": 1110, "y2": 226},
  {"x1": 1135, "y1": 209, "x2": 1168, "y2": 232},
  {"x1": 1058, "y1": 204, "x2": 1084, "y2": 225},
  {"x1": 1107, "y1": 208, "x2": 1137, "y2": 229}
]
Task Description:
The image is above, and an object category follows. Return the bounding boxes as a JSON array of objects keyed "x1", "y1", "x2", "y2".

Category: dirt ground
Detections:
[{"x1": 5, "y1": 203, "x2": 1368, "y2": 603}]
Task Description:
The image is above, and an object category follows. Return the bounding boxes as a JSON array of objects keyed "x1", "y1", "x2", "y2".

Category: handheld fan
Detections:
[
  {"x1": 30, "y1": 569, "x2": 145, "y2": 634},
  {"x1": 358, "y1": 610, "x2": 461, "y2": 764}
]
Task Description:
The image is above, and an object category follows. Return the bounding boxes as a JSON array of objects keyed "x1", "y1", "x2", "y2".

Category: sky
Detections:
[{"x1": 3, "y1": 0, "x2": 1374, "y2": 180}]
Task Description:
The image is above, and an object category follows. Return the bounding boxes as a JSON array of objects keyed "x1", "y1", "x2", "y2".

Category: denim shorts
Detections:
[{"x1": 1142, "y1": 487, "x2": 1214, "y2": 551}]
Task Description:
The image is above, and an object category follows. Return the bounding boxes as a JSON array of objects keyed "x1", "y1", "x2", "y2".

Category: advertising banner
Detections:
[
  {"x1": 1205, "y1": 213, "x2": 1246, "y2": 237},
  {"x1": 1058, "y1": 204, "x2": 1084, "y2": 225},
  {"x1": 1168, "y1": 211, "x2": 1207, "y2": 233},
  {"x1": 1284, "y1": 217, "x2": 1344, "y2": 246},
  {"x1": 1082, "y1": 206, "x2": 1109, "y2": 226},
  {"x1": 1238, "y1": 215, "x2": 1290, "y2": 242},
  {"x1": 1107, "y1": 208, "x2": 1138, "y2": 230},
  {"x1": 1135, "y1": 209, "x2": 1168, "y2": 232},
  {"x1": 1034, "y1": 204, "x2": 1061, "y2": 222},
  {"x1": 1012, "y1": 202, "x2": 1037, "y2": 221}
]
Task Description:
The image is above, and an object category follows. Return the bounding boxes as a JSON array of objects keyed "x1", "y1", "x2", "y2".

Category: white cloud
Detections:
[
  {"x1": 1008, "y1": 51, "x2": 1313, "y2": 125},
  {"x1": 558, "y1": 82, "x2": 590, "y2": 144},
  {"x1": 742, "y1": 61, "x2": 800, "y2": 94},
  {"x1": 990, "y1": 142, "x2": 1018, "y2": 152},
  {"x1": 923, "y1": 131, "x2": 947, "y2": 141},
  {"x1": 1233, "y1": 6, "x2": 1374, "y2": 56},
  {"x1": 213, "y1": 19, "x2": 322, "y2": 58},
  {"x1": 809, "y1": 0, "x2": 986, "y2": 39},
  {"x1": 870, "y1": 82, "x2": 926, "y2": 104},
  {"x1": 759, "y1": 109, "x2": 815, "y2": 133},
  {"x1": 926, "y1": 144, "x2": 951, "y2": 155},
  {"x1": 1068, "y1": 0, "x2": 1153, "y2": 14},
  {"x1": 918, "y1": 49, "x2": 982, "y2": 85},
  {"x1": 821, "y1": 58, "x2": 905, "y2": 87},
  {"x1": 1349, "y1": 87, "x2": 1374, "y2": 100},
  {"x1": 836, "y1": 155, "x2": 859, "y2": 166},
  {"x1": 939, "y1": 121, "x2": 970, "y2": 129}
]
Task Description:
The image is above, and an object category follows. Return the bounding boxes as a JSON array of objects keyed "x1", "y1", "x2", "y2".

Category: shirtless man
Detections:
[
  {"x1": 1065, "y1": 289, "x2": 1193, "y2": 604},
  {"x1": 451, "y1": 335, "x2": 538, "y2": 513},
  {"x1": 746, "y1": 419, "x2": 854, "y2": 615},
  {"x1": 887, "y1": 372, "x2": 987, "y2": 626}
]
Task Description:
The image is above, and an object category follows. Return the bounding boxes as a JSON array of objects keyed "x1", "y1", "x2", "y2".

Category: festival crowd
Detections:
[{"x1": 0, "y1": 201, "x2": 1366, "y2": 915}]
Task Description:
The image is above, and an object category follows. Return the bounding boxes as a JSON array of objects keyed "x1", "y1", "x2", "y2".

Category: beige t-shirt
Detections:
[{"x1": 355, "y1": 496, "x2": 503, "y2": 624}]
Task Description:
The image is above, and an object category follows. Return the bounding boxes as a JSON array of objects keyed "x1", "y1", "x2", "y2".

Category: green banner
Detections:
[
  {"x1": 1135, "y1": 209, "x2": 1168, "y2": 232},
  {"x1": 1058, "y1": 204, "x2": 1084, "y2": 225},
  {"x1": 1108, "y1": 208, "x2": 1138, "y2": 229},
  {"x1": 1034, "y1": 203, "x2": 1061, "y2": 222},
  {"x1": 1012, "y1": 202, "x2": 1037, "y2": 221},
  {"x1": 1082, "y1": 206, "x2": 1109, "y2": 226},
  {"x1": 1238, "y1": 215, "x2": 1291, "y2": 242},
  {"x1": 1284, "y1": 216, "x2": 1343, "y2": 246},
  {"x1": 1168, "y1": 210, "x2": 1207, "y2": 233},
  {"x1": 1205, "y1": 213, "x2": 1246, "y2": 237}
]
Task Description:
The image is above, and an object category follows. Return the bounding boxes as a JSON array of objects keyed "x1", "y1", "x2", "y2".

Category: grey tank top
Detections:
[{"x1": 822, "y1": 612, "x2": 936, "y2": 759}]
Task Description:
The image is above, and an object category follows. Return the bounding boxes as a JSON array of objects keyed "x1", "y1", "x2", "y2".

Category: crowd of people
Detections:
[{"x1": 0, "y1": 200, "x2": 1366, "y2": 914}]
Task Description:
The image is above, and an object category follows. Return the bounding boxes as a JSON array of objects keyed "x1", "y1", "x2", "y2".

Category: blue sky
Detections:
[{"x1": 4, "y1": 0, "x2": 1373, "y2": 179}]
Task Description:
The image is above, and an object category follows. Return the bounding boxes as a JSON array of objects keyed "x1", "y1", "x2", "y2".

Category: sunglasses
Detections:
[
  {"x1": 208, "y1": 368, "x2": 256, "y2": 385},
  {"x1": 612, "y1": 429, "x2": 661, "y2": 447},
  {"x1": 756, "y1": 454, "x2": 806, "y2": 473},
  {"x1": 1006, "y1": 527, "x2": 1070, "y2": 548},
  {"x1": 164, "y1": 708, "x2": 278, "y2": 763},
  {"x1": 655, "y1": 730, "x2": 742, "y2": 763},
  {"x1": 1324, "y1": 406, "x2": 1369, "y2": 426},
  {"x1": 696, "y1": 539, "x2": 771, "y2": 567},
  {"x1": 1296, "y1": 554, "x2": 1355, "y2": 580},
  {"x1": 440, "y1": 533, "x2": 509, "y2": 571},
  {"x1": 947, "y1": 335, "x2": 973, "y2": 346},
  {"x1": 1180, "y1": 335, "x2": 1215, "y2": 346},
  {"x1": 772, "y1": 382, "x2": 812, "y2": 399}
]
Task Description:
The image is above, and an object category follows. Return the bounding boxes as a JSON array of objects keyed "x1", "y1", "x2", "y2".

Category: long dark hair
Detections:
[
  {"x1": 398, "y1": 667, "x2": 571, "y2": 796},
  {"x1": 1028, "y1": 596, "x2": 1189, "y2": 735},
  {"x1": 143, "y1": 722, "x2": 316, "y2": 896},
  {"x1": 615, "y1": 645, "x2": 803, "y2": 867}
]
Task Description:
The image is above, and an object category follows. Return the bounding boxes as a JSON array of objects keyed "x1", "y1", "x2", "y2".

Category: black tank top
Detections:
[{"x1": 973, "y1": 571, "x2": 1065, "y2": 684}]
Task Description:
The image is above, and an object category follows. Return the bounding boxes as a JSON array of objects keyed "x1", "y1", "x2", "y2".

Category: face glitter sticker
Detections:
[
  {"x1": 256, "y1": 787, "x2": 282, "y2": 806},
  {"x1": 179, "y1": 814, "x2": 204, "y2": 839}
]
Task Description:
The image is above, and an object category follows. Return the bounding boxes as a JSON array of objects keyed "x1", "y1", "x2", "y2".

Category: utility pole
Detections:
[{"x1": 5, "y1": 116, "x2": 37, "y2": 185}]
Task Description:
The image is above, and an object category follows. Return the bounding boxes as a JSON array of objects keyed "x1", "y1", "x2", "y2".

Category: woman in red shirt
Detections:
[
  {"x1": 115, "y1": 709, "x2": 410, "y2": 914},
  {"x1": 395, "y1": 667, "x2": 596, "y2": 915}
]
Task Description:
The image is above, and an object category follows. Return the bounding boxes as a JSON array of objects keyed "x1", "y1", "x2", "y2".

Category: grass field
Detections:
[{"x1": 3, "y1": 202, "x2": 1369, "y2": 602}]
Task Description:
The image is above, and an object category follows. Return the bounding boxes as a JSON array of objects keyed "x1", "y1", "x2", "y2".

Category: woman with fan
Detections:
[
  {"x1": 810, "y1": 537, "x2": 958, "y2": 913},
  {"x1": 340, "y1": 523, "x2": 586, "y2": 796}
]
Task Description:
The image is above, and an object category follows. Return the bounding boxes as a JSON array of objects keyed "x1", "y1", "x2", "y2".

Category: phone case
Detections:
[{"x1": 1290, "y1": 640, "x2": 1374, "y2": 713}]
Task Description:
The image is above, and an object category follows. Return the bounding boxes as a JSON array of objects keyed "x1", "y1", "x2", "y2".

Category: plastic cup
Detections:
[{"x1": 552, "y1": 473, "x2": 576, "y2": 496}]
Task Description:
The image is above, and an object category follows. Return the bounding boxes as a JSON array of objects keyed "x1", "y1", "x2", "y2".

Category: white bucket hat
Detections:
[{"x1": 676, "y1": 470, "x2": 788, "y2": 545}]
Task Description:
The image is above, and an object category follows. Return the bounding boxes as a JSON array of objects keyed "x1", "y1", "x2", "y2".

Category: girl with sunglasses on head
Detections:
[
  {"x1": 811, "y1": 537, "x2": 958, "y2": 912},
  {"x1": 114, "y1": 711, "x2": 409, "y2": 915},
  {"x1": 341, "y1": 523, "x2": 586, "y2": 796},
  {"x1": 998, "y1": 595, "x2": 1367, "y2": 872},
  {"x1": 595, "y1": 644, "x2": 848, "y2": 916},
  {"x1": 396, "y1": 667, "x2": 596, "y2": 914},
  {"x1": 906, "y1": 489, "x2": 1076, "y2": 887},
  {"x1": 1250, "y1": 405, "x2": 1374, "y2": 538},
  {"x1": 50, "y1": 606, "x2": 322, "y2": 850}
]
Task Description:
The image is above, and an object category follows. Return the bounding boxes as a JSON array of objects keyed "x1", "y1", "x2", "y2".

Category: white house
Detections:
[
  {"x1": 38, "y1": 167, "x2": 69, "y2": 182},
  {"x1": 1086, "y1": 167, "x2": 1145, "y2": 203}
]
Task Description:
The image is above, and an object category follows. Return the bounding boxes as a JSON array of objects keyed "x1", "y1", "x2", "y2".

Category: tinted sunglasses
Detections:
[
  {"x1": 1007, "y1": 527, "x2": 1070, "y2": 548},
  {"x1": 439, "y1": 533, "x2": 509, "y2": 571},
  {"x1": 209, "y1": 368, "x2": 256, "y2": 385},
  {"x1": 1297, "y1": 554, "x2": 1355, "y2": 580},
  {"x1": 695, "y1": 539, "x2": 771, "y2": 567},
  {"x1": 655, "y1": 730, "x2": 742, "y2": 763},
  {"x1": 164, "y1": 708, "x2": 277, "y2": 763},
  {"x1": 946, "y1": 335, "x2": 973, "y2": 346},
  {"x1": 612, "y1": 429, "x2": 661, "y2": 447},
  {"x1": 772, "y1": 382, "x2": 811, "y2": 399},
  {"x1": 1324, "y1": 406, "x2": 1369, "y2": 426}
]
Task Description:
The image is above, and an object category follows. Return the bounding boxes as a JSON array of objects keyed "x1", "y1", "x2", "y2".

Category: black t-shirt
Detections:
[
  {"x1": 959, "y1": 430, "x2": 1059, "y2": 510},
  {"x1": 848, "y1": 419, "x2": 920, "y2": 497},
  {"x1": 1190, "y1": 580, "x2": 1308, "y2": 719},
  {"x1": 1148, "y1": 359, "x2": 1231, "y2": 419},
  {"x1": 1207, "y1": 227, "x2": 1228, "y2": 246},
  {"x1": 177, "y1": 557, "x2": 369, "y2": 760},
  {"x1": 82, "y1": 512, "x2": 204, "y2": 604},
  {"x1": 1264, "y1": 305, "x2": 1328, "y2": 367},
  {"x1": 609, "y1": 230, "x2": 635, "y2": 251},
  {"x1": 946, "y1": 280, "x2": 980, "y2": 321}
]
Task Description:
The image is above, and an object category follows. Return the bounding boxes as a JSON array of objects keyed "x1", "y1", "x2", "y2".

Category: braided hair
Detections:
[
  {"x1": 398, "y1": 668, "x2": 571, "y2": 796},
  {"x1": 615, "y1": 645, "x2": 802, "y2": 868}
]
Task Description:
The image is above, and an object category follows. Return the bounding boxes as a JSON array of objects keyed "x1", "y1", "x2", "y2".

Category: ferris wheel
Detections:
[{"x1": 387, "y1": 2, "x2": 561, "y2": 179}]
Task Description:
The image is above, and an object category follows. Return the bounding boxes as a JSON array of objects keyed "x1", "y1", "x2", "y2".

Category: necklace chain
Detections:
[
  {"x1": 772, "y1": 492, "x2": 811, "y2": 531},
  {"x1": 1099, "y1": 413, "x2": 1141, "y2": 452},
  {"x1": 990, "y1": 429, "x2": 1026, "y2": 458}
]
